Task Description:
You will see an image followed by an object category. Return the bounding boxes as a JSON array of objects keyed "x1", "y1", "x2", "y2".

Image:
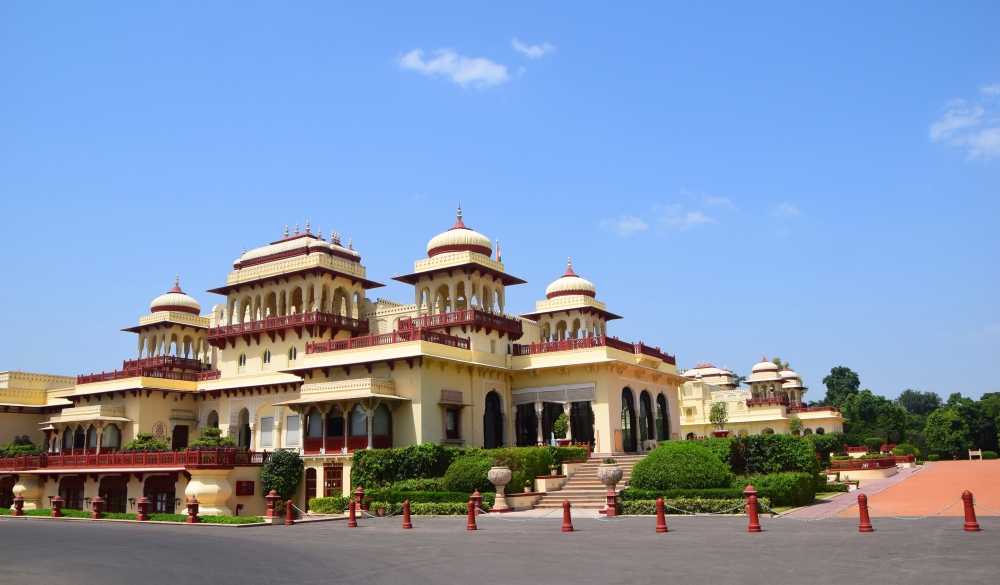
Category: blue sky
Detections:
[{"x1": 1, "y1": 2, "x2": 998, "y2": 400}]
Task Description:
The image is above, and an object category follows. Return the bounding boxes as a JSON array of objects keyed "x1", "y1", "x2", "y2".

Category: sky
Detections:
[{"x1": 1, "y1": 2, "x2": 998, "y2": 401}]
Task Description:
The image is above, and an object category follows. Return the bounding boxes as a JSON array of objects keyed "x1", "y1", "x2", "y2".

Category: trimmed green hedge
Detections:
[
  {"x1": 388, "y1": 478, "x2": 443, "y2": 492},
  {"x1": 619, "y1": 488, "x2": 749, "y2": 501},
  {"x1": 731, "y1": 473, "x2": 816, "y2": 507},
  {"x1": 630, "y1": 442, "x2": 733, "y2": 490},
  {"x1": 368, "y1": 490, "x2": 495, "y2": 507},
  {"x1": 619, "y1": 497, "x2": 770, "y2": 515},
  {"x1": 309, "y1": 496, "x2": 352, "y2": 514},
  {"x1": 441, "y1": 457, "x2": 494, "y2": 494},
  {"x1": 983, "y1": 451, "x2": 998, "y2": 460},
  {"x1": 819, "y1": 483, "x2": 851, "y2": 493},
  {"x1": 408, "y1": 502, "x2": 470, "y2": 515}
]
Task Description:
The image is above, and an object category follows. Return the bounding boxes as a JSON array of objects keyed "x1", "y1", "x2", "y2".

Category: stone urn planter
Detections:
[
  {"x1": 556, "y1": 439, "x2": 571, "y2": 446},
  {"x1": 487, "y1": 465, "x2": 512, "y2": 510},
  {"x1": 712, "y1": 430, "x2": 731, "y2": 438},
  {"x1": 596, "y1": 462, "x2": 623, "y2": 491}
]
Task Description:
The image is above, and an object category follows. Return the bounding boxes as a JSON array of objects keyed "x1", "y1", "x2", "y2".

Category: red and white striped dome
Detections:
[
  {"x1": 426, "y1": 205, "x2": 493, "y2": 258},
  {"x1": 150, "y1": 277, "x2": 201, "y2": 315}
]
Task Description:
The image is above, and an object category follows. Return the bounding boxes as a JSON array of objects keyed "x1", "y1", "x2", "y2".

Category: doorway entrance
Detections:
[{"x1": 483, "y1": 391, "x2": 504, "y2": 448}]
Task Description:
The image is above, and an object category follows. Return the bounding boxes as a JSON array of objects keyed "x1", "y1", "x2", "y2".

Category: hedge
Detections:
[
  {"x1": 351, "y1": 443, "x2": 459, "y2": 488},
  {"x1": 367, "y1": 490, "x2": 495, "y2": 507},
  {"x1": 618, "y1": 497, "x2": 770, "y2": 515},
  {"x1": 983, "y1": 451, "x2": 998, "y2": 460},
  {"x1": 804, "y1": 432, "x2": 848, "y2": 464},
  {"x1": 819, "y1": 483, "x2": 851, "y2": 493},
  {"x1": 630, "y1": 442, "x2": 732, "y2": 490},
  {"x1": 731, "y1": 473, "x2": 817, "y2": 507},
  {"x1": 408, "y1": 502, "x2": 470, "y2": 515},
  {"x1": 309, "y1": 496, "x2": 352, "y2": 514},
  {"x1": 618, "y1": 488, "x2": 749, "y2": 501},
  {"x1": 441, "y1": 457, "x2": 495, "y2": 494},
  {"x1": 388, "y1": 478, "x2": 443, "y2": 492}
]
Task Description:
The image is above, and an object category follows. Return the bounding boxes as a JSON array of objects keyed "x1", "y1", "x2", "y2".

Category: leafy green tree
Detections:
[
  {"x1": 189, "y1": 427, "x2": 237, "y2": 449},
  {"x1": 121, "y1": 432, "x2": 169, "y2": 452},
  {"x1": 1, "y1": 435, "x2": 41, "y2": 457},
  {"x1": 821, "y1": 366, "x2": 861, "y2": 407},
  {"x1": 925, "y1": 408, "x2": 971, "y2": 458},
  {"x1": 894, "y1": 389, "x2": 942, "y2": 416},
  {"x1": 788, "y1": 416, "x2": 804, "y2": 436},
  {"x1": 261, "y1": 450, "x2": 305, "y2": 503},
  {"x1": 840, "y1": 390, "x2": 906, "y2": 445},
  {"x1": 709, "y1": 402, "x2": 729, "y2": 430},
  {"x1": 732, "y1": 373, "x2": 747, "y2": 388}
]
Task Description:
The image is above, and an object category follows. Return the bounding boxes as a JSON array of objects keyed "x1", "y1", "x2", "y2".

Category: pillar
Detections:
[
  {"x1": 535, "y1": 402, "x2": 544, "y2": 445},
  {"x1": 365, "y1": 407, "x2": 374, "y2": 450},
  {"x1": 563, "y1": 402, "x2": 573, "y2": 442},
  {"x1": 185, "y1": 469, "x2": 234, "y2": 516},
  {"x1": 320, "y1": 410, "x2": 328, "y2": 455},
  {"x1": 342, "y1": 408, "x2": 349, "y2": 454}
]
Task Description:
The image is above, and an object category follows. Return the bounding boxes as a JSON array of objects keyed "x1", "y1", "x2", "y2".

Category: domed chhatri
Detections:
[
  {"x1": 426, "y1": 205, "x2": 493, "y2": 258},
  {"x1": 544, "y1": 257, "x2": 597, "y2": 299},
  {"x1": 149, "y1": 276, "x2": 201, "y2": 315}
]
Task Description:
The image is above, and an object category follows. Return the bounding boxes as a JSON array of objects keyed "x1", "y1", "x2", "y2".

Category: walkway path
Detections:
[{"x1": 782, "y1": 466, "x2": 922, "y2": 519}]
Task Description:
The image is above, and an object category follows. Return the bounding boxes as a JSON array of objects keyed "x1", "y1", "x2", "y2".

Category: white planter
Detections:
[
  {"x1": 596, "y1": 464, "x2": 623, "y2": 490},
  {"x1": 488, "y1": 466, "x2": 513, "y2": 510}
]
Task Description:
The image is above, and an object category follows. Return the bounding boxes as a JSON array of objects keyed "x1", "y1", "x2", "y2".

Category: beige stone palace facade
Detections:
[{"x1": 2, "y1": 208, "x2": 692, "y2": 515}]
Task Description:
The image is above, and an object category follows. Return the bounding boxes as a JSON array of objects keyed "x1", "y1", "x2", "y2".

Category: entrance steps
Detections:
[{"x1": 534, "y1": 455, "x2": 645, "y2": 510}]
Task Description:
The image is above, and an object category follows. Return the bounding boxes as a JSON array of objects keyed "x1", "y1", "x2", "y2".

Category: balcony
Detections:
[
  {"x1": 306, "y1": 329, "x2": 470, "y2": 355},
  {"x1": 207, "y1": 311, "x2": 369, "y2": 348},
  {"x1": 0, "y1": 449, "x2": 271, "y2": 472},
  {"x1": 77, "y1": 368, "x2": 205, "y2": 385},
  {"x1": 196, "y1": 370, "x2": 221, "y2": 381},
  {"x1": 745, "y1": 396, "x2": 791, "y2": 407},
  {"x1": 77, "y1": 355, "x2": 211, "y2": 385},
  {"x1": 302, "y1": 435, "x2": 391, "y2": 454},
  {"x1": 786, "y1": 405, "x2": 841, "y2": 414},
  {"x1": 398, "y1": 308, "x2": 523, "y2": 340},
  {"x1": 512, "y1": 335, "x2": 676, "y2": 365}
]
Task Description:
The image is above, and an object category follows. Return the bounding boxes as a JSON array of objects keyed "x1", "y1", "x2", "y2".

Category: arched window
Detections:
[
  {"x1": 761, "y1": 428, "x2": 775, "y2": 435},
  {"x1": 655, "y1": 394, "x2": 669, "y2": 441},
  {"x1": 86, "y1": 426, "x2": 98, "y2": 449},
  {"x1": 74, "y1": 426, "x2": 85, "y2": 449},
  {"x1": 288, "y1": 346, "x2": 298, "y2": 361},
  {"x1": 101, "y1": 424, "x2": 121, "y2": 449},
  {"x1": 207, "y1": 410, "x2": 219, "y2": 428},
  {"x1": 349, "y1": 405, "x2": 367, "y2": 436},
  {"x1": 621, "y1": 388, "x2": 637, "y2": 452},
  {"x1": 237, "y1": 408, "x2": 250, "y2": 449},
  {"x1": 63, "y1": 428, "x2": 73, "y2": 450},
  {"x1": 263, "y1": 350, "x2": 271, "y2": 365},
  {"x1": 238, "y1": 353, "x2": 247, "y2": 367},
  {"x1": 803, "y1": 428, "x2": 814, "y2": 436},
  {"x1": 686, "y1": 432, "x2": 695, "y2": 440},
  {"x1": 306, "y1": 407, "x2": 323, "y2": 438},
  {"x1": 483, "y1": 391, "x2": 503, "y2": 449},
  {"x1": 373, "y1": 404, "x2": 392, "y2": 436},
  {"x1": 816, "y1": 427, "x2": 825, "y2": 435},
  {"x1": 639, "y1": 391, "x2": 654, "y2": 444}
]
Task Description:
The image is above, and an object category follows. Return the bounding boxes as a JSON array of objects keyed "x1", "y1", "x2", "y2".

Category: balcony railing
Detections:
[
  {"x1": 78, "y1": 355, "x2": 211, "y2": 385},
  {"x1": 121, "y1": 356, "x2": 206, "y2": 372},
  {"x1": 196, "y1": 370, "x2": 221, "y2": 381},
  {"x1": 745, "y1": 396, "x2": 791, "y2": 407},
  {"x1": 398, "y1": 308, "x2": 523, "y2": 339},
  {"x1": 829, "y1": 457, "x2": 898, "y2": 470},
  {"x1": 306, "y1": 329, "x2": 470, "y2": 354},
  {"x1": 302, "y1": 435, "x2": 391, "y2": 454},
  {"x1": 77, "y1": 368, "x2": 203, "y2": 385},
  {"x1": 207, "y1": 311, "x2": 368, "y2": 341},
  {"x1": 787, "y1": 405, "x2": 842, "y2": 414},
  {"x1": 512, "y1": 335, "x2": 676, "y2": 365},
  {"x1": 0, "y1": 449, "x2": 270, "y2": 471}
]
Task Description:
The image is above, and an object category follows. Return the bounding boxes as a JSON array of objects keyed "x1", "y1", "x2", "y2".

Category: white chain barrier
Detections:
[
  {"x1": 569, "y1": 502, "x2": 657, "y2": 522},
  {"x1": 865, "y1": 496, "x2": 963, "y2": 520},
  {"x1": 475, "y1": 505, "x2": 563, "y2": 522},
  {"x1": 759, "y1": 501, "x2": 857, "y2": 521},
  {"x1": 359, "y1": 505, "x2": 404, "y2": 519},
  {"x1": 972, "y1": 496, "x2": 1000, "y2": 516}
]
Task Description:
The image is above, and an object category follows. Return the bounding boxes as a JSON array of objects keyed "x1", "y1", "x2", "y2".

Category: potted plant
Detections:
[
  {"x1": 523, "y1": 479, "x2": 532, "y2": 493},
  {"x1": 553, "y1": 413, "x2": 571, "y2": 446},
  {"x1": 375, "y1": 502, "x2": 388, "y2": 517},
  {"x1": 596, "y1": 457, "x2": 623, "y2": 490},
  {"x1": 709, "y1": 402, "x2": 730, "y2": 438}
]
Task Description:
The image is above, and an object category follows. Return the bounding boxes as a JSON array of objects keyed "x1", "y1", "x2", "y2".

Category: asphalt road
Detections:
[{"x1": 2, "y1": 514, "x2": 996, "y2": 585}]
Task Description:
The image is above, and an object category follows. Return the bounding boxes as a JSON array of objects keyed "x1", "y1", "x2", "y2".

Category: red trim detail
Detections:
[
  {"x1": 545, "y1": 289, "x2": 597, "y2": 300},
  {"x1": 427, "y1": 243, "x2": 493, "y2": 258},
  {"x1": 150, "y1": 305, "x2": 200, "y2": 315}
]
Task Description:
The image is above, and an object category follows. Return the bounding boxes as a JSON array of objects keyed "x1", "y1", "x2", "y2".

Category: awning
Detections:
[{"x1": 42, "y1": 416, "x2": 132, "y2": 425}]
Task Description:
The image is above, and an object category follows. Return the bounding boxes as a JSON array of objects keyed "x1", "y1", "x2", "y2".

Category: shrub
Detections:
[
  {"x1": 188, "y1": 427, "x2": 237, "y2": 449},
  {"x1": 121, "y1": 432, "x2": 169, "y2": 452},
  {"x1": 891, "y1": 444, "x2": 920, "y2": 458},
  {"x1": 927, "y1": 454, "x2": 940, "y2": 461},
  {"x1": 490, "y1": 447, "x2": 556, "y2": 495},
  {"x1": 788, "y1": 416, "x2": 804, "y2": 436},
  {"x1": 261, "y1": 450, "x2": 304, "y2": 503},
  {"x1": 619, "y1": 488, "x2": 748, "y2": 501},
  {"x1": 549, "y1": 445, "x2": 587, "y2": 463},
  {"x1": 729, "y1": 435, "x2": 820, "y2": 476},
  {"x1": 366, "y1": 490, "x2": 495, "y2": 508},
  {"x1": 864, "y1": 437, "x2": 885, "y2": 453},
  {"x1": 441, "y1": 456, "x2": 494, "y2": 494},
  {"x1": 731, "y1": 473, "x2": 817, "y2": 507},
  {"x1": 630, "y1": 442, "x2": 732, "y2": 490},
  {"x1": 309, "y1": 496, "x2": 352, "y2": 514},
  {"x1": 618, "y1": 497, "x2": 770, "y2": 515},
  {"x1": 553, "y1": 413, "x2": 569, "y2": 439},
  {"x1": 982, "y1": 451, "x2": 998, "y2": 460},
  {"x1": 709, "y1": 402, "x2": 729, "y2": 430},
  {"x1": 698, "y1": 438, "x2": 733, "y2": 467},
  {"x1": 388, "y1": 478, "x2": 443, "y2": 492},
  {"x1": 1, "y1": 435, "x2": 42, "y2": 457},
  {"x1": 408, "y1": 502, "x2": 469, "y2": 515},
  {"x1": 804, "y1": 432, "x2": 847, "y2": 464},
  {"x1": 820, "y1": 483, "x2": 851, "y2": 493},
  {"x1": 351, "y1": 443, "x2": 458, "y2": 488}
]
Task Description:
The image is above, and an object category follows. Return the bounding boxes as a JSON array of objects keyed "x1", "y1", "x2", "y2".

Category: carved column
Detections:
[
  {"x1": 563, "y1": 402, "x2": 573, "y2": 442},
  {"x1": 365, "y1": 407, "x2": 374, "y2": 450},
  {"x1": 535, "y1": 402, "x2": 544, "y2": 445}
]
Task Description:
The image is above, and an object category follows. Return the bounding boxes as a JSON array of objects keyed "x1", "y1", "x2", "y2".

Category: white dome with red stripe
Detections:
[
  {"x1": 150, "y1": 277, "x2": 201, "y2": 315},
  {"x1": 426, "y1": 205, "x2": 493, "y2": 258}
]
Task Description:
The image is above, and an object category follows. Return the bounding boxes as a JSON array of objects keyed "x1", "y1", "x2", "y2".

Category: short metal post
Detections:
[
  {"x1": 471, "y1": 489, "x2": 482, "y2": 516},
  {"x1": 402, "y1": 500, "x2": 412, "y2": 529},
  {"x1": 562, "y1": 500, "x2": 574, "y2": 532},
  {"x1": 962, "y1": 491, "x2": 980, "y2": 532},
  {"x1": 136, "y1": 496, "x2": 150, "y2": 521},
  {"x1": 655, "y1": 498, "x2": 668, "y2": 533},
  {"x1": 284, "y1": 499, "x2": 295, "y2": 526},
  {"x1": 354, "y1": 485, "x2": 365, "y2": 510},
  {"x1": 466, "y1": 500, "x2": 477, "y2": 530},
  {"x1": 265, "y1": 489, "x2": 280, "y2": 517},
  {"x1": 858, "y1": 493, "x2": 873, "y2": 532},
  {"x1": 744, "y1": 484, "x2": 761, "y2": 533},
  {"x1": 347, "y1": 499, "x2": 358, "y2": 528}
]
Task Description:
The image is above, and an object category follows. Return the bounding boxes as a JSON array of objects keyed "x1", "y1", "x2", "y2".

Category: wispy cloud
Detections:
[
  {"x1": 512, "y1": 38, "x2": 555, "y2": 59},
  {"x1": 929, "y1": 84, "x2": 1000, "y2": 160},
  {"x1": 600, "y1": 215, "x2": 649, "y2": 237},
  {"x1": 681, "y1": 188, "x2": 733, "y2": 208},
  {"x1": 654, "y1": 204, "x2": 714, "y2": 230},
  {"x1": 399, "y1": 48, "x2": 510, "y2": 89},
  {"x1": 770, "y1": 201, "x2": 800, "y2": 218}
]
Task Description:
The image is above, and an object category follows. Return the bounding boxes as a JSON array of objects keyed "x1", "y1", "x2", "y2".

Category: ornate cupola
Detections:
[
  {"x1": 682, "y1": 361, "x2": 736, "y2": 389},
  {"x1": 780, "y1": 366, "x2": 807, "y2": 404},
  {"x1": 122, "y1": 276, "x2": 212, "y2": 364},
  {"x1": 746, "y1": 354, "x2": 787, "y2": 404},
  {"x1": 544, "y1": 258, "x2": 597, "y2": 299},
  {"x1": 523, "y1": 257, "x2": 620, "y2": 342},
  {"x1": 426, "y1": 205, "x2": 493, "y2": 258},
  {"x1": 149, "y1": 276, "x2": 202, "y2": 315}
]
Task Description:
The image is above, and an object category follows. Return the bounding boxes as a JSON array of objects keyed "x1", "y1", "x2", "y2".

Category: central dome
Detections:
[
  {"x1": 150, "y1": 277, "x2": 201, "y2": 315},
  {"x1": 426, "y1": 205, "x2": 493, "y2": 258},
  {"x1": 545, "y1": 258, "x2": 597, "y2": 299}
]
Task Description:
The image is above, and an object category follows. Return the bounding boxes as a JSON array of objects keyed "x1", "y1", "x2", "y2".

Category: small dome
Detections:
[
  {"x1": 780, "y1": 367, "x2": 798, "y2": 380},
  {"x1": 751, "y1": 355, "x2": 780, "y2": 374},
  {"x1": 426, "y1": 205, "x2": 493, "y2": 258},
  {"x1": 748, "y1": 354, "x2": 783, "y2": 382},
  {"x1": 150, "y1": 277, "x2": 201, "y2": 315},
  {"x1": 545, "y1": 258, "x2": 597, "y2": 299}
]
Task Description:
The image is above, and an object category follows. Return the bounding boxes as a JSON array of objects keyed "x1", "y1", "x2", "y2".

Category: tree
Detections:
[
  {"x1": 894, "y1": 389, "x2": 942, "y2": 416},
  {"x1": 925, "y1": 408, "x2": 971, "y2": 458},
  {"x1": 189, "y1": 427, "x2": 237, "y2": 449},
  {"x1": 121, "y1": 432, "x2": 169, "y2": 452},
  {"x1": 553, "y1": 413, "x2": 569, "y2": 439},
  {"x1": 821, "y1": 366, "x2": 861, "y2": 407},
  {"x1": 261, "y1": 450, "x2": 305, "y2": 503},
  {"x1": 788, "y1": 416, "x2": 804, "y2": 436},
  {"x1": 840, "y1": 390, "x2": 907, "y2": 445},
  {"x1": 1, "y1": 435, "x2": 41, "y2": 457},
  {"x1": 771, "y1": 357, "x2": 790, "y2": 370},
  {"x1": 709, "y1": 402, "x2": 728, "y2": 430},
  {"x1": 732, "y1": 373, "x2": 747, "y2": 388}
]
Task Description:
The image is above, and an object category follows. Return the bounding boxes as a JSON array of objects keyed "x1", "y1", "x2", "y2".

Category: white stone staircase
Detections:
[{"x1": 534, "y1": 455, "x2": 645, "y2": 510}]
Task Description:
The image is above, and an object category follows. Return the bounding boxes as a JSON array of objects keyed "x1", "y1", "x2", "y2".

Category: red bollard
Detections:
[
  {"x1": 858, "y1": 493, "x2": 873, "y2": 532},
  {"x1": 186, "y1": 497, "x2": 200, "y2": 524},
  {"x1": 265, "y1": 489, "x2": 280, "y2": 517},
  {"x1": 354, "y1": 486, "x2": 365, "y2": 510},
  {"x1": 285, "y1": 499, "x2": 295, "y2": 526},
  {"x1": 603, "y1": 489, "x2": 618, "y2": 517},
  {"x1": 466, "y1": 500, "x2": 477, "y2": 531},
  {"x1": 51, "y1": 495, "x2": 64, "y2": 518},
  {"x1": 402, "y1": 500, "x2": 412, "y2": 529},
  {"x1": 13, "y1": 494, "x2": 24, "y2": 517},
  {"x1": 743, "y1": 485, "x2": 761, "y2": 533},
  {"x1": 91, "y1": 495, "x2": 104, "y2": 520},
  {"x1": 471, "y1": 489, "x2": 482, "y2": 516},
  {"x1": 655, "y1": 498, "x2": 668, "y2": 533},
  {"x1": 347, "y1": 499, "x2": 358, "y2": 528},
  {"x1": 136, "y1": 496, "x2": 150, "y2": 521},
  {"x1": 562, "y1": 500, "x2": 574, "y2": 532},
  {"x1": 962, "y1": 491, "x2": 980, "y2": 532}
]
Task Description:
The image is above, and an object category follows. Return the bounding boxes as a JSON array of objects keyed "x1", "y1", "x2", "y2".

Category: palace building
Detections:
[{"x1": 1, "y1": 208, "x2": 687, "y2": 515}]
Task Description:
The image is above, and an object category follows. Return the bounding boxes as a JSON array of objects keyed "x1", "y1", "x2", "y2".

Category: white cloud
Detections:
[
  {"x1": 654, "y1": 204, "x2": 714, "y2": 230},
  {"x1": 512, "y1": 38, "x2": 555, "y2": 58},
  {"x1": 929, "y1": 85, "x2": 1000, "y2": 160},
  {"x1": 681, "y1": 188, "x2": 733, "y2": 208},
  {"x1": 770, "y1": 201, "x2": 800, "y2": 218},
  {"x1": 600, "y1": 215, "x2": 649, "y2": 236},
  {"x1": 399, "y1": 48, "x2": 510, "y2": 89}
]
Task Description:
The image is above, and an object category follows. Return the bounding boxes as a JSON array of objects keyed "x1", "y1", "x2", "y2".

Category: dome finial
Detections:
[
  {"x1": 317, "y1": 227, "x2": 322, "y2": 239},
  {"x1": 175, "y1": 274, "x2": 179, "y2": 286},
  {"x1": 563, "y1": 256, "x2": 577, "y2": 277},
  {"x1": 762, "y1": 352, "x2": 767, "y2": 362},
  {"x1": 294, "y1": 222, "x2": 299, "y2": 235},
  {"x1": 305, "y1": 220, "x2": 311, "y2": 233},
  {"x1": 285, "y1": 225, "x2": 289, "y2": 237},
  {"x1": 457, "y1": 204, "x2": 462, "y2": 221},
  {"x1": 348, "y1": 237, "x2": 353, "y2": 250}
]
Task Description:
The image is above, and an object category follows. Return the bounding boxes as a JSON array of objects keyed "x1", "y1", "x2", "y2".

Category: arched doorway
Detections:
[
  {"x1": 305, "y1": 468, "x2": 317, "y2": 502},
  {"x1": 639, "y1": 391, "x2": 654, "y2": 445},
  {"x1": 58, "y1": 476, "x2": 85, "y2": 509},
  {"x1": 570, "y1": 402, "x2": 595, "y2": 448},
  {"x1": 686, "y1": 432, "x2": 696, "y2": 440},
  {"x1": 99, "y1": 475, "x2": 128, "y2": 513},
  {"x1": 483, "y1": 391, "x2": 504, "y2": 449},
  {"x1": 656, "y1": 394, "x2": 669, "y2": 441},
  {"x1": 144, "y1": 475, "x2": 177, "y2": 513},
  {"x1": 0, "y1": 476, "x2": 14, "y2": 508},
  {"x1": 207, "y1": 410, "x2": 219, "y2": 428},
  {"x1": 621, "y1": 388, "x2": 637, "y2": 453},
  {"x1": 515, "y1": 404, "x2": 537, "y2": 446},
  {"x1": 237, "y1": 408, "x2": 251, "y2": 450}
]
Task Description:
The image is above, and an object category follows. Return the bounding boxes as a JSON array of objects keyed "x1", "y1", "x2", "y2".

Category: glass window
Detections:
[
  {"x1": 260, "y1": 417, "x2": 273, "y2": 447},
  {"x1": 86, "y1": 426, "x2": 98, "y2": 448},
  {"x1": 101, "y1": 424, "x2": 121, "y2": 448},
  {"x1": 63, "y1": 429, "x2": 73, "y2": 449},
  {"x1": 285, "y1": 415, "x2": 299, "y2": 445},
  {"x1": 373, "y1": 405, "x2": 391, "y2": 435},
  {"x1": 288, "y1": 347, "x2": 298, "y2": 361},
  {"x1": 445, "y1": 408, "x2": 460, "y2": 440},
  {"x1": 350, "y1": 405, "x2": 367, "y2": 436},
  {"x1": 263, "y1": 350, "x2": 271, "y2": 364},
  {"x1": 306, "y1": 408, "x2": 322, "y2": 438},
  {"x1": 238, "y1": 353, "x2": 247, "y2": 367}
]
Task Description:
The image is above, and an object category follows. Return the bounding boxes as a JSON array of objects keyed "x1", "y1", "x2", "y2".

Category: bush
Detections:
[
  {"x1": 553, "y1": 413, "x2": 569, "y2": 439},
  {"x1": 408, "y1": 502, "x2": 469, "y2": 515},
  {"x1": 731, "y1": 473, "x2": 817, "y2": 507},
  {"x1": 891, "y1": 444, "x2": 920, "y2": 458},
  {"x1": 630, "y1": 442, "x2": 732, "y2": 490},
  {"x1": 261, "y1": 450, "x2": 304, "y2": 503},
  {"x1": 366, "y1": 490, "x2": 496, "y2": 508},
  {"x1": 388, "y1": 478, "x2": 444, "y2": 492},
  {"x1": 864, "y1": 437, "x2": 885, "y2": 453},
  {"x1": 819, "y1": 483, "x2": 851, "y2": 493},
  {"x1": 309, "y1": 496, "x2": 352, "y2": 514},
  {"x1": 729, "y1": 435, "x2": 820, "y2": 476},
  {"x1": 618, "y1": 497, "x2": 770, "y2": 515},
  {"x1": 121, "y1": 432, "x2": 169, "y2": 452},
  {"x1": 188, "y1": 427, "x2": 237, "y2": 449},
  {"x1": 619, "y1": 488, "x2": 748, "y2": 501},
  {"x1": 804, "y1": 432, "x2": 847, "y2": 464},
  {"x1": 927, "y1": 454, "x2": 940, "y2": 461},
  {"x1": 697, "y1": 438, "x2": 734, "y2": 467},
  {"x1": 1, "y1": 435, "x2": 42, "y2": 457},
  {"x1": 982, "y1": 451, "x2": 998, "y2": 460},
  {"x1": 489, "y1": 447, "x2": 556, "y2": 494},
  {"x1": 351, "y1": 443, "x2": 458, "y2": 488},
  {"x1": 441, "y1": 456, "x2": 494, "y2": 494},
  {"x1": 549, "y1": 446, "x2": 588, "y2": 463}
]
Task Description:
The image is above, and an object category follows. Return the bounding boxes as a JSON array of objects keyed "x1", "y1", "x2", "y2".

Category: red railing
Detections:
[
  {"x1": 207, "y1": 311, "x2": 368, "y2": 341},
  {"x1": 787, "y1": 405, "x2": 842, "y2": 414},
  {"x1": 0, "y1": 450, "x2": 270, "y2": 471},
  {"x1": 306, "y1": 329, "x2": 470, "y2": 354},
  {"x1": 121, "y1": 356, "x2": 205, "y2": 371},
  {"x1": 77, "y1": 369, "x2": 202, "y2": 385},
  {"x1": 346, "y1": 436, "x2": 368, "y2": 451},
  {"x1": 196, "y1": 370, "x2": 221, "y2": 381},
  {"x1": 78, "y1": 355, "x2": 212, "y2": 385},
  {"x1": 745, "y1": 396, "x2": 791, "y2": 407},
  {"x1": 829, "y1": 457, "x2": 898, "y2": 470},
  {"x1": 893, "y1": 454, "x2": 915, "y2": 464},
  {"x1": 372, "y1": 435, "x2": 393, "y2": 449},
  {"x1": 512, "y1": 335, "x2": 676, "y2": 365},
  {"x1": 845, "y1": 446, "x2": 869, "y2": 453},
  {"x1": 303, "y1": 438, "x2": 322, "y2": 454},
  {"x1": 398, "y1": 308, "x2": 522, "y2": 338}
]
